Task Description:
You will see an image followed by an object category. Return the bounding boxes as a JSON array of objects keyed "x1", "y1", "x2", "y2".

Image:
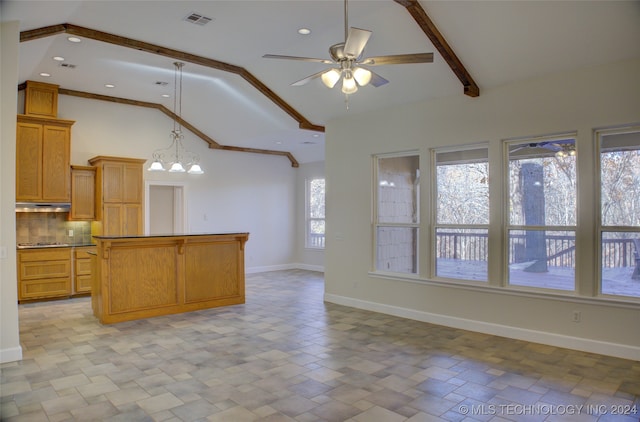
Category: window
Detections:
[
  {"x1": 374, "y1": 153, "x2": 419, "y2": 274},
  {"x1": 598, "y1": 126, "x2": 640, "y2": 298},
  {"x1": 434, "y1": 146, "x2": 489, "y2": 281},
  {"x1": 306, "y1": 178, "x2": 325, "y2": 249},
  {"x1": 506, "y1": 135, "x2": 577, "y2": 291}
]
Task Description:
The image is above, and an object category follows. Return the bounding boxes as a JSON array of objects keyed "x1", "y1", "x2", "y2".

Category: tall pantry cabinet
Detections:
[{"x1": 89, "y1": 156, "x2": 146, "y2": 236}]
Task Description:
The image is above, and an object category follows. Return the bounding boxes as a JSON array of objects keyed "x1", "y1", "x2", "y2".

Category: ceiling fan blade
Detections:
[
  {"x1": 263, "y1": 54, "x2": 334, "y2": 64},
  {"x1": 344, "y1": 27, "x2": 372, "y2": 59},
  {"x1": 291, "y1": 70, "x2": 329, "y2": 87},
  {"x1": 369, "y1": 70, "x2": 389, "y2": 87},
  {"x1": 360, "y1": 53, "x2": 434, "y2": 66}
]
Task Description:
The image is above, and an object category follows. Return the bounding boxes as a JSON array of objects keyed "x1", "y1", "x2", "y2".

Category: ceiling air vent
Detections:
[
  {"x1": 184, "y1": 12, "x2": 213, "y2": 26},
  {"x1": 59, "y1": 63, "x2": 76, "y2": 69},
  {"x1": 155, "y1": 81, "x2": 168, "y2": 86}
]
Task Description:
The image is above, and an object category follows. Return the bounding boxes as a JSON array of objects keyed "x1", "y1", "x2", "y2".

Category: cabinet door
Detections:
[
  {"x1": 41, "y1": 125, "x2": 70, "y2": 201},
  {"x1": 123, "y1": 164, "x2": 143, "y2": 203},
  {"x1": 102, "y1": 163, "x2": 123, "y2": 203},
  {"x1": 16, "y1": 122, "x2": 43, "y2": 200},
  {"x1": 123, "y1": 203, "x2": 142, "y2": 235},
  {"x1": 70, "y1": 168, "x2": 96, "y2": 220},
  {"x1": 103, "y1": 203, "x2": 123, "y2": 236}
]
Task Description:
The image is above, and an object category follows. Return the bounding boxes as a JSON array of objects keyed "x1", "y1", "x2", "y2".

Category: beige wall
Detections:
[
  {"x1": 1, "y1": 21, "x2": 21, "y2": 363},
  {"x1": 325, "y1": 58, "x2": 640, "y2": 360}
]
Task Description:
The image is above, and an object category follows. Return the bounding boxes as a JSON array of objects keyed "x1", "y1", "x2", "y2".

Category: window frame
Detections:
[
  {"x1": 431, "y1": 143, "x2": 490, "y2": 282},
  {"x1": 595, "y1": 124, "x2": 640, "y2": 299},
  {"x1": 504, "y1": 133, "x2": 578, "y2": 293},
  {"x1": 305, "y1": 177, "x2": 325, "y2": 250},
  {"x1": 373, "y1": 151, "x2": 420, "y2": 275}
]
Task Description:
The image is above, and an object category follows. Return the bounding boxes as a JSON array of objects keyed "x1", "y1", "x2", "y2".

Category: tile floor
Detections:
[{"x1": 1, "y1": 269, "x2": 639, "y2": 421}]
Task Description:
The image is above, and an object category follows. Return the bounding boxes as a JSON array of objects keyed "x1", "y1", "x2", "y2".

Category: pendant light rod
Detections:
[
  {"x1": 344, "y1": 0, "x2": 348, "y2": 42},
  {"x1": 148, "y1": 61, "x2": 204, "y2": 174}
]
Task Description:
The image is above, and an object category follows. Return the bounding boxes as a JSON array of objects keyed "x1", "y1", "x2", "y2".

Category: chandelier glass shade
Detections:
[{"x1": 148, "y1": 62, "x2": 204, "y2": 174}]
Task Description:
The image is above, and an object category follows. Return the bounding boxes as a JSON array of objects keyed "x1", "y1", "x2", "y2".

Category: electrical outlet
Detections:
[
  {"x1": 0, "y1": 246, "x2": 7, "y2": 259},
  {"x1": 572, "y1": 310, "x2": 581, "y2": 323},
  {"x1": 68, "y1": 229, "x2": 74, "y2": 237}
]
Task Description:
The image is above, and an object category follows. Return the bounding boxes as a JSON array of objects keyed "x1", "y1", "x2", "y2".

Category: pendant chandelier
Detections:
[{"x1": 148, "y1": 62, "x2": 203, "y2": 174}]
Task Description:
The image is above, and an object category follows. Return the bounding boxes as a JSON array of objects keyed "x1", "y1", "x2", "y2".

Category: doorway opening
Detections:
[{"x1": 146, "y1": 182, "x2": 186, "y2": 234}]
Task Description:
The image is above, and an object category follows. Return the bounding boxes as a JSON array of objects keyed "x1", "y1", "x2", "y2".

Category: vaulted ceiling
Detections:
[{"x1": 3, "y1": 1, "x2": 639, "y2": 165}]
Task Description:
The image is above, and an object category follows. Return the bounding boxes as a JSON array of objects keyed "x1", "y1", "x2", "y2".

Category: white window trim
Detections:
[{"x1": 305, "y1": 177, "x2": 325, "y2": 250}]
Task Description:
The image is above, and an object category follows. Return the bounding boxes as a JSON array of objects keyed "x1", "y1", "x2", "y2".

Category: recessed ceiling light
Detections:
[
  {"x1": 275, "y1": 141, "x2": 283, "y2": 145},
  {"x1": 105, "y1": 84, "x2": 115, "y2": 88},
  {"x1": 67, "y1": 36, "x2": 82, "y2": 43},
  {"x1": 161, "y1": 94, "x2": 170, "y2": 98},
  {"x1": 298, "y1": 28, "x2": 311, "y2": 35},
  {"x1": 39, "y1": 72, "x2": 51, "y2": 77},
  {"x1": 52, "y1": 56, "x2": 65, "y2": 61}
]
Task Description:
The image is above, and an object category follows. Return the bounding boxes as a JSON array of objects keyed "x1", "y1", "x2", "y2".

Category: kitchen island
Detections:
[{"x1": 92, "y1": 233, "x2": 249, "y2": 324}]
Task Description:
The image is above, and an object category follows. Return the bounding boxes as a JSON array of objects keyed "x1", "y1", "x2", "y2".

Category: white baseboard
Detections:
[
  {"x1": 324, "y1": 293, "x2": 640, "y2": 361},
  {"x1": 0, "y1": 346, "x2": 23, "y2": 364}
]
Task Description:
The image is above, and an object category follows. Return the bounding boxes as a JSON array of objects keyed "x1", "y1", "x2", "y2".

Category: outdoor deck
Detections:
[{"x1": 436, "y1": 258, "x2": 640, "y2": 297}]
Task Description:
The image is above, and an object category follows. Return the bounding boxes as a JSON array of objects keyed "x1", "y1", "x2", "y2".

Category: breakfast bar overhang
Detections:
[{"x1": 91, "y1": 233, "x2": 249, "y2": 324}]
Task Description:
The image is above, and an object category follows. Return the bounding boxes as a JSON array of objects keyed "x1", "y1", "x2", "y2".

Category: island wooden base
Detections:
[{"x1": 92, "y1": 233, "x2": 249, "y2": 324}]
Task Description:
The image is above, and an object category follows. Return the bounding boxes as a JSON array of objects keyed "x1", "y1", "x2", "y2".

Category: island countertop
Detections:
[
  {"x1": 93, "y1": 232, "x2": 249, "y2": 240},
  {"x1": 92, "y1": 232, "x2": 249, "y2": 324}
]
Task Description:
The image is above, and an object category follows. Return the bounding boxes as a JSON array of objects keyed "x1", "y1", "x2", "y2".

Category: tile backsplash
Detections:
[{"x1": 16, "y1": 212, "x2": 92, "y2": 245}]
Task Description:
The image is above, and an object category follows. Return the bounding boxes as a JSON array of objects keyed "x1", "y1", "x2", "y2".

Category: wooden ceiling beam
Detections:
[
  {"x1": 19, "y1": 23, "x2": 324, "y2": 132},
  {"x1": 394, "y1": 0, "x2": 479, "y2": 97},
  {"x1": 34, "y1": 87, "x2": 298, "y2": 167}
]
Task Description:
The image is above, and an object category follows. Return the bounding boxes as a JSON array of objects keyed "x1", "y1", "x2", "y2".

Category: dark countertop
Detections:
[
  {"x1": 17, "y1": 243, "x2": 96, "y2": 250},
  {"x1": 93, "y1": 233, "x2": 249, "y2": 240}
]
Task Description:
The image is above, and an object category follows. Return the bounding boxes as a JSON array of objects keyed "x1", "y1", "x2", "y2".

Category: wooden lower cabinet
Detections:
[
  {"x1": 92, "y1": 233, "x2": 249, "y2": 324},
  {"x1": 18, "y1": 246, "x2": 97, "y2": 302},
  {"x1": 18, "y1": 248, "x2": 71, "y2": 301},
  {"x1": 74, "y1": 246, "x2": 96, "y2": 294}
]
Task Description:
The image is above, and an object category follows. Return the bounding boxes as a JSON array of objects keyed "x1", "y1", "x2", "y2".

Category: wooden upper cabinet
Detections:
[
  {"x1": 42, "y1": 125, "x2": 71, "y2": 201},
  {"x1": 24, "y1": 81, "x2": 59, "y2": 118},
  {"x1": 15, "y1": 122, "x2": 43, "y2": 200},
  {"x1": 16, "y1": 115, "x2": 73, "y2": 202},
  {"x1": 123, "y1": 164, "x2": 143, "y2": 203},
  {"x1": 89, "y1": 156, "x2": 146, "y2": 236},
  {"x1": 70, "y1": 166, "x2": 96, "y2": 220}
]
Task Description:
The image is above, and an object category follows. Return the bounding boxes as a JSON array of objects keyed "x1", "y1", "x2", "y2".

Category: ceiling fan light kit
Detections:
[{"x1": 263, "y1": 0, "x2": 433, "y2": 100}]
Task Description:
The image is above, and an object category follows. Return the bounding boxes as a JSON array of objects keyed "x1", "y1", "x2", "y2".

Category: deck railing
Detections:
[
  {"x1": 436, "y1": 232, "x2": 637, "y2": 269},
  {"x1": 308, "y1": 233, "x2": 325, "y2": 248}
]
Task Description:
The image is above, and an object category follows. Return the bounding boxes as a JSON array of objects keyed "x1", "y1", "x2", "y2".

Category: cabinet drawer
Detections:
[
  {"x1": 19, "y1": 248, "x2": 71, "y2": 262},
  {"x1": 21, "y1": 277, "x2": 71, "y2": 299},
  {"x1": 75, "y1": 274, "x2": 92, "y2": 294},
  {"x1": 76, "y1": 258, "x2": 92, "y2": 275},
  {"x1": 20, "y1": 260, "x2": 71, "y2": 280},
  {"x1": 74, "y1": 248, "x2": 96, "y2": 259}
]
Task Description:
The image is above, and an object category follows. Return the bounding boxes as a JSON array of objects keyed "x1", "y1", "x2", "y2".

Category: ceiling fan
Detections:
[{"x1": 263, "y1": 0, "x2": 434, "y2": 95}]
